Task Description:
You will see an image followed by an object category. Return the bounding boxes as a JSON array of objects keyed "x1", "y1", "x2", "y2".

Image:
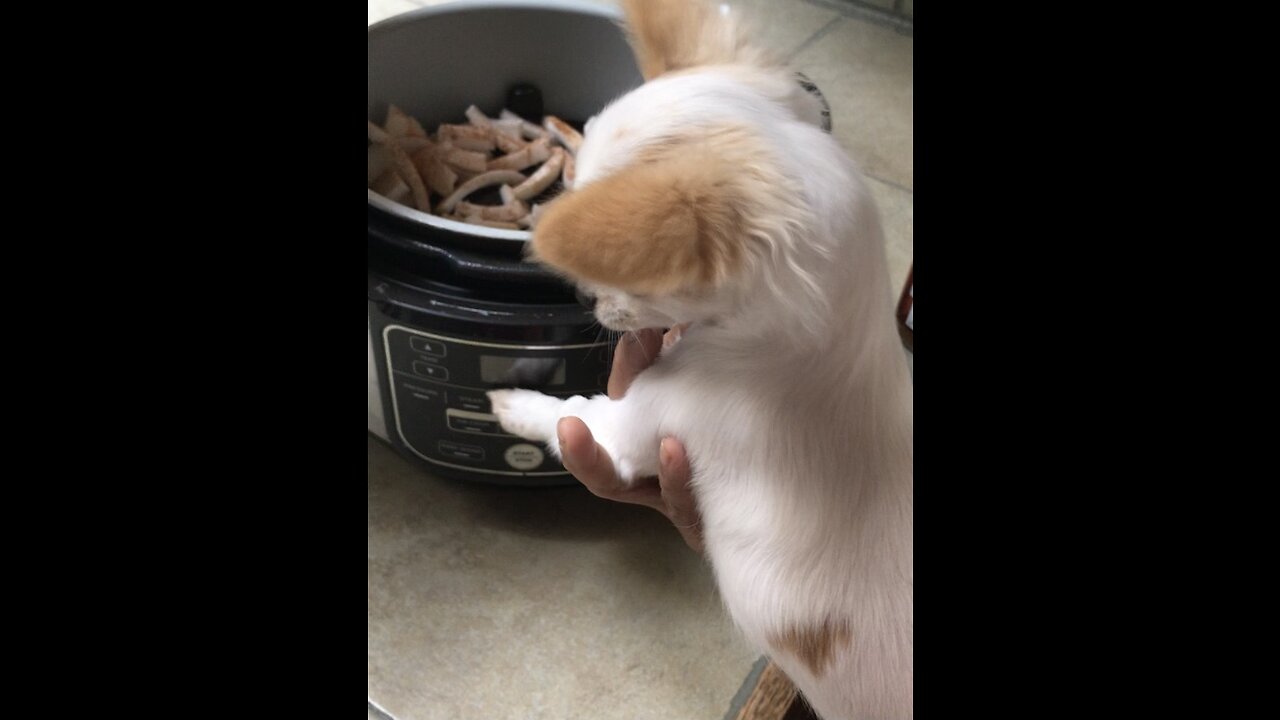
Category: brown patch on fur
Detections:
[
  {"x1": 530, "y1": 144, "x2": 749, "y2": 295},
  {"x1": 768, "y1": 619, "x2": 852, "y2": 678},
  {"x1": 621, "y1": 0, "x2": 771, "y2": 80}
]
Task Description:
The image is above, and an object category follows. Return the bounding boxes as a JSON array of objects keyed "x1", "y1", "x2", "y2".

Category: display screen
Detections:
[{"x1": 479, "y1": 356, "x2": 566, "y2": 386}]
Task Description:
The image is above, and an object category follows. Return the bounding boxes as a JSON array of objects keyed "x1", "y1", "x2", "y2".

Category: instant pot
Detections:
[{"x1": 367, "y1": 0, "x2": 644, "y2": 485}]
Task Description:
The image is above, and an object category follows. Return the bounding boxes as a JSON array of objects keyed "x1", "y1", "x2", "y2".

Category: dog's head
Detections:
[{"x1": 530, "y1": 0, "x2": 842, "y2": 337}]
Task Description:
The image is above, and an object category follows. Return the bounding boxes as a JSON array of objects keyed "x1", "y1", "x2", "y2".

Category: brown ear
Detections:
[
  {"x1": 530, "y1": 153, "x2": 746, "y2": 295},
  {"x1": 621, "y1": 0, "x2": 761, "y2": 80}
]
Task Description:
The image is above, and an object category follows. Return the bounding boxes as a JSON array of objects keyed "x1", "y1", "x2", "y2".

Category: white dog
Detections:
[{"x1": 488, "y1": 1, "x2": 913, "y2": 716}]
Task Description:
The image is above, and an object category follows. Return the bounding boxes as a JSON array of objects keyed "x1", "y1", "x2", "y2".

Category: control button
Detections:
[
  {"x1": 410, "y1": 337, "x2": 447, "y2": 357},
  {"x1": 504, "y1": 443, "x2": 545, "y2": 470},
  {"x1": 412, "y1": 361, "x2": 449, "y2": 382},
  {"x1": 438, "y1": 440, "x2": 484, "y2": 461},
  {"x1": 401, "y1": 383, "x2": 443, "y2": 403},
  {"x1": 446, "y1": 408, "x2": 505, "y2": 435},
  {"x1": 454, "y1": 393, "x2": 490, "y2": 412}
]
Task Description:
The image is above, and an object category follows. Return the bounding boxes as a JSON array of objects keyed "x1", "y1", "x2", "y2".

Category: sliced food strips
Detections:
[
  {"x1": 385, "y1": 136, "x2": 431, "y2": 211},
  {"x1": 543, "y1": 115, "x2": 583, "y2": 154},
  {"x1": 438, "y1": 123, "x2": 496, "y2": 153},
  {"x1": 513, "y1": 148, "x2": 565, "y2": 201},
  {"x1": 487, "y1": 137, "x2": 552, "y2": 171},
  {"x1": 368, "y1": 144, "x2": 392, "y2": 184},
  {"x1": 561, "y1": 151, "x2": 576, "y2": 191},
  {"x1": 371, "y1": 170, "x2": 410, "y2": 203},
  {"x1": 437, "y1": 170, "x2": 528, "y2": 214},
  {"x1": 368, "y1": 104, "x2": 583, "y2": 229},
  {"x1": 455, "y1": 197, "x2": 529, "y2": 222},
  {"x1": 385, "y1": 104, "x2": 427, "y2": 139},
  {"x1": 501, "y1": 109, "x2": 549, "y2": 140},
  {"x1": 412, "y1": 146, "x2": 458, "y2": 197}
]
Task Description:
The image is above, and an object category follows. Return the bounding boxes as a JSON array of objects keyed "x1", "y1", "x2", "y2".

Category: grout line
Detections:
[
  {"x1": 368, "y1": 698, "x2": 399, "y2": 720},
  {"x1": 784, "y1": 15, "x2": 845, "y2": 63},
  {"x1": 801, "y1": 0, "x2": 914, "y2": 35},
  {"x1": 866, "y1": 172, "x2": 913, "y2": 195}
]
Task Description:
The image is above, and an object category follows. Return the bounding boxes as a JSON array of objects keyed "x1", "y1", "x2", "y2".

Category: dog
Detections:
[{"x1": 487, "y1": 1, "x2": 913, "y2": 716}]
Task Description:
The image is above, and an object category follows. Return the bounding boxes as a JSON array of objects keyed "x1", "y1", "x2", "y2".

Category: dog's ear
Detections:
[
  {"x1": 621, "y1": 0, "x2": 766, "y2": 80},
  {"x1": 531, "y1": 152, "x2": 747, "y2": 295}
]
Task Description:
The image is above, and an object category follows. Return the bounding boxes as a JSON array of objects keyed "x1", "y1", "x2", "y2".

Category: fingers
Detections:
[
  {"x1": 559, "y1": 415, "x2": 703, "y2": 554},
  {"x1": 558, "y1": 417, "x2": 663, "y2": 510},
  {"x1": 658, "y1": 437, "x2": 704, "y2": 553},
  {"x1": 557, "y1": 416, "x2": 599, "y2": 473},
  {"x1": 608, "y1": 329, "x2": 664, "y2": 399}
]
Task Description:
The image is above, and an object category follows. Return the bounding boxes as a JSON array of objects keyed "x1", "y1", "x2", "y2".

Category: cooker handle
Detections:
[{"x1": 367, "y1": 221, "x2": 551, "y2": 285}]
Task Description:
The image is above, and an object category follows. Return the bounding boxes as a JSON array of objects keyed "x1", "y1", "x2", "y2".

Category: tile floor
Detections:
[
  {"x1": 368, "y1": 435, "x2": 757, "y2": 720},
  {"x1": 368, "y1": 2, "x2": 912, "y2": 718}
]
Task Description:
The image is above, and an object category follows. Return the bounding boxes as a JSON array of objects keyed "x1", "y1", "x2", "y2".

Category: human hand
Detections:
[{"x1": 556, "y1": 326, "x2": 702, "y2": 552}]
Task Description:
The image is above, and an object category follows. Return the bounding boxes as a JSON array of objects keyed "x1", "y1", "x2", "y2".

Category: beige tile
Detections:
[
  {"x1": 368, "y1": 1, "x2": 842, "y2": 79},
  {"x1": 729, "y1": 0, "x2": 841, "y2": 58},
  {"x1": 791, "y1": 18, "x2": 913, "y2": 189},
  {"x1": 811, "y1": 0, "x2": 908, "y2": 14},
  {"x1": 368, "y1": 436, "x2": 759, "y2": 720},
  {"x1": 866, "y1": 176, "x2": 913, "y2": 297},
  {"x1": 518, "y1": 0, "x2": 840, "y2": 59}
]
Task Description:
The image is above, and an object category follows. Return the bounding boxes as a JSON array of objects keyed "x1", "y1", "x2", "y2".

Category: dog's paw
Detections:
[
  {"x1": 615, "y1": 456, "x2": 641, "y2": 485},
  {"x1": 486, "y1": 389, "x2": 563, "y2": 443}
]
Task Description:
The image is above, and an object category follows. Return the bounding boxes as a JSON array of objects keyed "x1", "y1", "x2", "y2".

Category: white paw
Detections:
[
  {"x1": 615, "y1": 457, "x2": 641, "y2": 485},
  {"x1": 486, "y1": 389, "x2": 563, "y2": 443}
]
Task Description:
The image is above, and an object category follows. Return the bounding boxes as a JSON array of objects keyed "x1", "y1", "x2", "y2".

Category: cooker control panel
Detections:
[{"x1": 382, "y1": 325, "x2": 610, "y2": 478}]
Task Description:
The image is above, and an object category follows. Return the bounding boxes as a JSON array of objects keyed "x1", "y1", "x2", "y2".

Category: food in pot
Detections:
[
  {"x1": 542, "y1": 115, "x2": 583, "y2": 155},
  {"x1": 368, "y1": 103, "x2": 581, "y2": 230},
  {"x1": 437, "y1": 170, "x2": 528, "y2": 214},
  {"x1": 512, "y1": 148, "x2": 565, "y2": 201},
  {"x1": 561, "y1": 151, "x2": 576, "y2": 190},
  {"x1": 500, "y1": 108, "x2": 548, "y2": 140}
]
